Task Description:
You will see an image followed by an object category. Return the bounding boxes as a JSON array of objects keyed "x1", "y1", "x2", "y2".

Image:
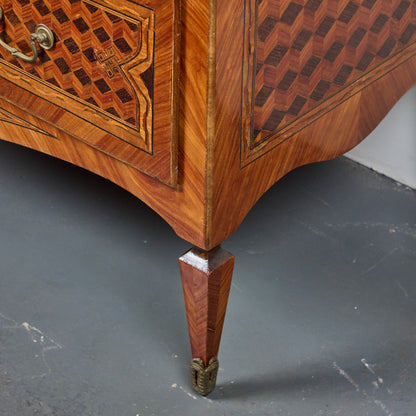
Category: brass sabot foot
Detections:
[{"x1": 190, "y1": 357, "x2": 219, "y2": 396}]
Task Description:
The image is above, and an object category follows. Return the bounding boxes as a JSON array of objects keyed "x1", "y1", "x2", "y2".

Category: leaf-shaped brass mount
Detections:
[{"x1": 190, "y1": 357, "x2": 219, "y2": 396}]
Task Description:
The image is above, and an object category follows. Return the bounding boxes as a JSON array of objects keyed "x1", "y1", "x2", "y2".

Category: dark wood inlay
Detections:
[{"x1": 245, "y1": 0, "x2": 416, "y2": 149}]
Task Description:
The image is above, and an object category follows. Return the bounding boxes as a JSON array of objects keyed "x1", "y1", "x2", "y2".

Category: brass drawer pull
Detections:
[{"x1": 0, "y1": 6, "x2": 54, "y2": 63}]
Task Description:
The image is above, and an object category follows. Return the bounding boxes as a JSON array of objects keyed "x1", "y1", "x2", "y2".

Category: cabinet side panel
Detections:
[
  {"x1": 209, "y1": 0, "x2": 416, "y2": 250},
  {"x1": 241, "y1": 0, "x2": 416, "y2": 165}
]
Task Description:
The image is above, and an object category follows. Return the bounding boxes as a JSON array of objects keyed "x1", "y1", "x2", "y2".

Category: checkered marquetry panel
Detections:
[
  {"x1": 0, "y1": 0, "x2": 151, "y2": 128},
  {"x1": 253, "y1": 0, "x2": 416, "y2": 141}
]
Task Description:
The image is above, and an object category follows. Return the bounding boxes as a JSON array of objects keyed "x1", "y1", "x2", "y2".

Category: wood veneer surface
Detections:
[
  {"x1": 0, "y1": 0, "x2": 211, "y2": 247},
  {"x1": 0, "y1": 0, "x2": 180, "y2": 185},
  {"x1": 1, "y1": 0, "x2": 416, "y2": 250},
  {"x1": 208, "y1": 0, "x2": 416, "y2": 248}
]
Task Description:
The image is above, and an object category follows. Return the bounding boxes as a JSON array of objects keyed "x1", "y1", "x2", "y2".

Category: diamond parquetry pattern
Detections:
[
  {"x1": 254, "y1": 0, "x2": 416, "y2": 141},
  {"x1": 0, "y1": 0, "x2": 152, "y2": 128}
]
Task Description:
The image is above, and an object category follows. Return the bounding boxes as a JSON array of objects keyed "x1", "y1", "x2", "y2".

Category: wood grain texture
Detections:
[
  {"x1": 179, "y1": 246, "x2": 234, "y2": 366},
  {"x1": 245, "y1": 0, "x2": 416, "y2": 149},
  {"x1": 0, "y1": 0, "x2": 149, "y2": 129},
  {"x1": 206, "y1": 0, "x2": 416, "y2": 249},
  {"x1": 0, "y1": 0, "x2": 211, "y2": 247},
  {"x1": 1, "y1": 0, "x2": 416, "y2": 251},
  {"x1": 0, "y1": 0, "x2": 179, "y2": 185},
  {"x1": 2, "y1": 2, "x2": 416, "y2": 393}
]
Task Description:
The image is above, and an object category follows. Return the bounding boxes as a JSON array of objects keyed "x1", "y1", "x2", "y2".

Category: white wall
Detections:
[{"x1": 346, "y1": 85, "x2": 416, "y2": 189}]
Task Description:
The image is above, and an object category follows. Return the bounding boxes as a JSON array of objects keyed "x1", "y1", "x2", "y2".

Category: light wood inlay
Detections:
[
  {"x1": 1, "y1": 0, "x2": 416, "y2": 250},
  {"x1": 241, "y1": 0, "x2": 416, "y2": 165},
  {"x1": 0, "y1": 0, "x2": 179, "y2": 185},
  {"x1": 2, "y1": 0, "x2": 416, "y2": 396}
]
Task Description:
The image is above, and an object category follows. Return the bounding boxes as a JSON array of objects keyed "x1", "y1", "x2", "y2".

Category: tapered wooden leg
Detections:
[{"x1": 179, "y1": 246, "x2": 235, "y2": 396}]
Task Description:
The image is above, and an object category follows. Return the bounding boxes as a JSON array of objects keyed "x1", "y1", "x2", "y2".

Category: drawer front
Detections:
[{"x1": 0, "y1": 0, "x2": 178, "y2": 185}]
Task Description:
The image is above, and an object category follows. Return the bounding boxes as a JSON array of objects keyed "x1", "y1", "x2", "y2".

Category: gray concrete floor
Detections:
[{"x1": 0, "y1": 140, "x2": 415, "y2": 416}]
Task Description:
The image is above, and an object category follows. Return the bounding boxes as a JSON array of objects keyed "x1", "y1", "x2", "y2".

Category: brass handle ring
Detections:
[{"x1": 0, "y1": 6, "x2": 54, "y2": 63}]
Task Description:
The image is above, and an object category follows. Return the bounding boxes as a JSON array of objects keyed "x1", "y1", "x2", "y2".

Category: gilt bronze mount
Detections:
[{"x1": 190, "y1": 357, "x2": 219, "y2": 396}]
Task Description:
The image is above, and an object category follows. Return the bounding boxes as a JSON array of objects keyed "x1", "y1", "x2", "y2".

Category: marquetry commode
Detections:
[{"x1": 0, "y1": 0, "x2": 415, "y2": 396}]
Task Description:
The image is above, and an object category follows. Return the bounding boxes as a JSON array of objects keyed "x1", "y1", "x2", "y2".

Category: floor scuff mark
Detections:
[
  {"x1": 333, "y1": 361, "x2": 393, "y2": 416},
  {"x1": 179, "y1": 385, "x2": 198, "y2": 400},
  {"x1": 171, "y1": 382, "x2": 214, "y2": 402},
  {"x1": 396, "y1": 281, "x2": 409, "y2": 298},
  {"x1": 333, "y1": 362, "x2": 360, "y2": 392},
  {"x1": 360, "y1": 248, "x2": 398, "y2": 277},
  {"x1": 324, "y1": 221, "x2": 416, "y2": 239},
  {"x1": 0, "y1": 311, "x2": 63, "y2": 380},
  {"x1": 361, "y1": 358, "x2": 384, "y2": 388},
  {"x1": 361, "y1": 358, "x2": 376, "y2": 375},
  {"x1": 295, "y1": 220, "x2": 339, "y2": 244}
]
